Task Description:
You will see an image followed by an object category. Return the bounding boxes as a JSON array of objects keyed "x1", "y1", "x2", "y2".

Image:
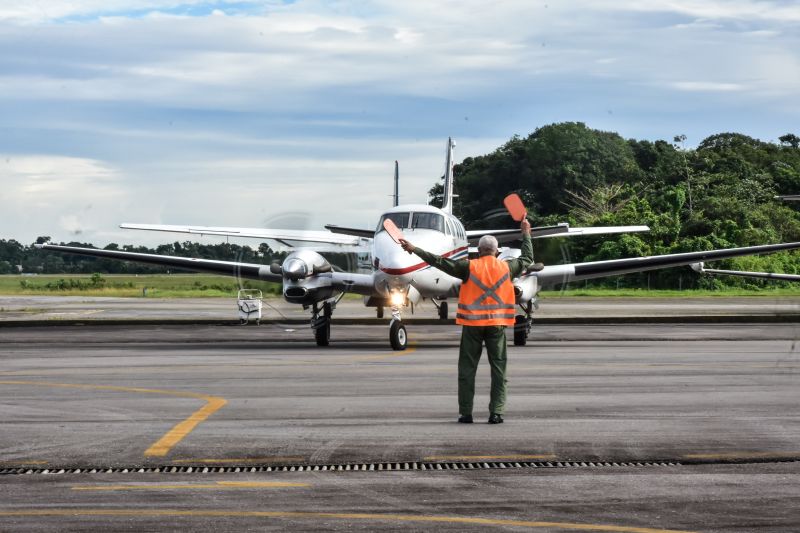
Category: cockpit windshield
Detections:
[
  {"x1": 377, "y1": 212, "x2": 410, "y2": 232},
  {"x1": 411, "y1": 212, "x2": 444, "y2": 233}
]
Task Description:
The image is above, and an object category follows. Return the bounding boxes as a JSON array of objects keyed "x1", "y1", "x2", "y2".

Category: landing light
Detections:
[{"x1": 390, "y1": 292, "x2": 405, "y2": 307}]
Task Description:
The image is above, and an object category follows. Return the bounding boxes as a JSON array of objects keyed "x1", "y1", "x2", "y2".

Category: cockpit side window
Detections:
[
  {"x1": 411, "y1": 213, "x2": 444, "y2": 232},
  {"x1": 377, "y1": 212, "x2": 410, "y2": 232},
  {"x1": 455, "y1": 221, "x2": 465, "y2": 240}
]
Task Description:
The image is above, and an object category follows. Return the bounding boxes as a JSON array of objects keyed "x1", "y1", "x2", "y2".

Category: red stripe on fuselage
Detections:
[{"x1": 379, "y1": 246, "x2": 468, "y2": 276}]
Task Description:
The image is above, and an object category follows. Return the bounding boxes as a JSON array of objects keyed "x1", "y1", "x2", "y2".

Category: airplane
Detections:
[{"x1": 38, "y1": 139, "x2": 800, "y2": 349}]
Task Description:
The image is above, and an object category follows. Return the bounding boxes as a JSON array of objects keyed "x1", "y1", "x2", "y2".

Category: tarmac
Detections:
[
  {"x1": 0, "y1": 298, "x2": 798, "y2": 531},
  {"x1": 1, "y1": 294, "x2": 799, "y2": 324}
]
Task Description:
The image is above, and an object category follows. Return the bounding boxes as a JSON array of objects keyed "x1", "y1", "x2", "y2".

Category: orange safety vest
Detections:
[{"x1": 456, "y1": 256, "x2": 516, "y2": 326}]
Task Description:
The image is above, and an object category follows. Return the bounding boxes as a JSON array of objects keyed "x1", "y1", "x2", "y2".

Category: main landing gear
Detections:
[
  {"x1": 432, "y1": 300, "x2": 448, "y2": 320},
  {"x1": 513, "y1": 301, "x2": 534, "y2": 346},
  {"x1": 311, "y1": 301, "x2": 332, "y2": 346}
]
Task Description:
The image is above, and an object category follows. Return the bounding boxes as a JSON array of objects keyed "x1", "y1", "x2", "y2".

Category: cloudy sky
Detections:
[{"x1": 1, "y1": 0, "x2": 799, "y2": 246}]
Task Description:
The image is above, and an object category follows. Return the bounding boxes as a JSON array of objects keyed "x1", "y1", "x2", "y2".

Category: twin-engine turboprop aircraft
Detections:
[{"x1": 39, "y1": 138, "x2": 800, "y2": 349}]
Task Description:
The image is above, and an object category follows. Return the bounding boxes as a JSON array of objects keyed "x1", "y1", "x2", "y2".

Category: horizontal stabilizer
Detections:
[
  {"x1": 324, "y1": 224, "x2": 375, "y2": 239},
  {"x1": 120, "y1": 223, "x2": 362, "y2": 246},
  {"x1": 467, "y1": 224, "x2": 649, "y2": 245}
]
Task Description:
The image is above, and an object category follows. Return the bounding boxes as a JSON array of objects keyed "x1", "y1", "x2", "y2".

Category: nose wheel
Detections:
[{"x1": 389, "y1": 319, "x2": 408, "y2": 350}]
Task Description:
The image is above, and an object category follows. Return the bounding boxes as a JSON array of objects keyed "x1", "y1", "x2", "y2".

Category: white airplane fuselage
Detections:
[{"x1": 370, "y1": 203, "x2": 469, "y2": 306}]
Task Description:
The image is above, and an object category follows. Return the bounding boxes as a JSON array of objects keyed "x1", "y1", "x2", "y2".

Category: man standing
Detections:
[{"x1": 399, "y1": 219, "x2": 535, "y2": 424}]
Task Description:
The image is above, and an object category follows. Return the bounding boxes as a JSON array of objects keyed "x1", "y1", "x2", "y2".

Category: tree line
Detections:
[
  {"x1": 0, "y1": 239, "x2": 282, "y2": 275},
  {"x1": 429, "y1": 123, "x2": 800, "y2": 289}
]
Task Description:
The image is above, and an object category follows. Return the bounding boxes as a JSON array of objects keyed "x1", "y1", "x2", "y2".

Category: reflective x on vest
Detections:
[{"x1": 456, "y1": 257, "x2": 515, "y2": 326}]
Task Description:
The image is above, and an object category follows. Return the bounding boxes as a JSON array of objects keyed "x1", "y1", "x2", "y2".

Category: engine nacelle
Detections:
[
  {"x1": 280, "y1": 250, "x2": 335, "y2": 305},
  {"x1": 513, "y1": 274, "x2": 538, "y2": 305}
]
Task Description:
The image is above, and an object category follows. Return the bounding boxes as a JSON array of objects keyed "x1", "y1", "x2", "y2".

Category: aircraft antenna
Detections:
[{"x1": 393, "y1": 161, "x2": 399, "y2": 207}]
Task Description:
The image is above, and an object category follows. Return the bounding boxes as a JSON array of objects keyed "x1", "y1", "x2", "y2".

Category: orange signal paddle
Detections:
[
  {"x1": 503, "y1": 193, "x2": 528, "y2": 222},
  {"x1": 383, "y1": 218, "x2": 405, "y2": 244}
]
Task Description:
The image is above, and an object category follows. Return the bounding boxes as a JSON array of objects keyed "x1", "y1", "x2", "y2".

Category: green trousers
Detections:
[{"x1": 458, "y1": 325, "x2": 507, "y2": 416}]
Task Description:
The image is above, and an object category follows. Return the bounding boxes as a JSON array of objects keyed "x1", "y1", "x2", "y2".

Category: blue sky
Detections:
[{"x1": 1, "y1": 0, "x2": 799, "y2": 246}]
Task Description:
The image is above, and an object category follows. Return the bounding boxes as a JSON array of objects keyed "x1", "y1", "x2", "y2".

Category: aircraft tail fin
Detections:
[{"x1": 440, "y1": 137, "x2": 456, "y2": 214}]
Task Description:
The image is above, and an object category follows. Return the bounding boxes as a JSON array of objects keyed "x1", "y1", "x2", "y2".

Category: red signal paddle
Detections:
[
  {"x1": 503, "y1": 193, "x2": 528, "y2": 222},
  {"x1": 383, "y1": 218, "x2": 405, "y2": 244}
]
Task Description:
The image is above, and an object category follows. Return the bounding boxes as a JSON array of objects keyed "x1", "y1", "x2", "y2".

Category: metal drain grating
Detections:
[{"x1": 0, "y1": 460, "x2": 681, "y2": 476}]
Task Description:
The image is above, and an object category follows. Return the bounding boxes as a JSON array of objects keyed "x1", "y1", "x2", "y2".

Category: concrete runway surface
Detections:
[
  {"x1": 1, "y1": 294, "x2": 799, "y2": 322},
  {"x1": 0, "y1": 322, "x2": 798, "y2": 532}
]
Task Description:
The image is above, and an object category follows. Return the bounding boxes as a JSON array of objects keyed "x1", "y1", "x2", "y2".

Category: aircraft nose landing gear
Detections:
[
  {"x1": 388, "y1": 293, "x2": 408, "y2": 350},
  {"x1": 389, "y1": 319, "x2": 408, "y2": 350}
]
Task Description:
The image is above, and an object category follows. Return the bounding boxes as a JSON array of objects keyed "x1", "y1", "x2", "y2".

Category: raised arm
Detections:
[{"x1": 506, "y1": 219, "x2": 534, "y2": 278}]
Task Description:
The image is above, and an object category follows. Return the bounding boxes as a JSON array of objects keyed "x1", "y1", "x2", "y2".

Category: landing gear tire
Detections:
[
  {"x1": 438, "y1": 301, "x2": 448, "y2": 320},
  {"x1": 314, "y1": 302, "x2": 332, "y2": 347},
  {"x1": 389, "y1": 320, "x2": 408, "y2": 351},
  {"x1": 314, "y1": 318, "x2": 330, "y2": 346},
  {"x1": 513, "y1": 314, "x2": 528, "y2": 346},
  {"x1": 377, "y1": 306, "x2": 384, "y2": 319}
]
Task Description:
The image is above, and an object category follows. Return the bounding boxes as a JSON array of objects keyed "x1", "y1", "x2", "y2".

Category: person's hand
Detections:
[
  {"x1": 520, "y1": 218, "x2": 531, "y2": 236},
  {"x1": 399, "y1": 239, "x2": 416, "y2": 254}
]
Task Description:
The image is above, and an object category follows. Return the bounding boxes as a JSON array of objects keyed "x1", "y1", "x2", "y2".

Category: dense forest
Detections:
[
  {"x1": 429, "y1": 122, "x2": 800, "y2": 289},
  {"x1": 3, "y1": 122, "x2": 800, "y2": 290}
]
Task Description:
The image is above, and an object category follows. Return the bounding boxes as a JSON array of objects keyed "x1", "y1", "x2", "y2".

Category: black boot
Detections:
[{"x1": 488, "y1": 413, "x2": 504, "y2": 424}]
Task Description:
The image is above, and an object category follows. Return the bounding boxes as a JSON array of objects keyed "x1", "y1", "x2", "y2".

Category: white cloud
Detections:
[
  {"x1": 0, "y1": 0, "x2": 799, "y2": 246},
  {"x1": 0, "y1": 155, "x2": 131, "y2": 241},
  {"x1": 670, "y1": 81, "x2": 745, "y2": 92}
]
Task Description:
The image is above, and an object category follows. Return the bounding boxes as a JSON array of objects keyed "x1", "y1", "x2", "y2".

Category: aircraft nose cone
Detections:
[{"x1": 283, "y1": 258, "x2": 307, "y2": 279}]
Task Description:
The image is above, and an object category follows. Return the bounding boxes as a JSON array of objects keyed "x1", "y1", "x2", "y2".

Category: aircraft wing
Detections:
[
  {"x1": 467, "y1": 224, "x2": 649, "y2": 245},
  {"x1": 120, "y1": 223, "x2": 362, "y2": 246},
  {"x1": 533, "y1": 241, "x2": 800, "y2": 287},
  {"x1": 691, "y1": 262, "x2": 800, "y2": 282},
  {"x1": 36, "y1": 243, "x2": 283, "y2": 282},
  {"x1": 330, "y1": 271, "x2": 377, "y2": 295}
]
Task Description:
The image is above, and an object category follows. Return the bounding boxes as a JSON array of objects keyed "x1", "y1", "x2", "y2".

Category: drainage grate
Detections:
[{"x1": 0, "y1": 460, "x2": 682, "y2": 476}]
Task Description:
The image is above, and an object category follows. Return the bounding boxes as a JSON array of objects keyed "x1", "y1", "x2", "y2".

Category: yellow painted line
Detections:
[
  {"x1": 0, "y1": 460, "x2": 48, "y2": 465},
  {"x1": 0, "y1": 509, "x2": 697, "y2": 532},
  {"x1": 683, "y1": 451, "x2": 800, "y2": 460},
  {"x1": 172, "y1": 457, "x2": 305, "y2": 464},
  {"x1": 72, "y1": 481, "x2": 309, "y2": 491},
  {"x1": 0, "y1": 380, "x2": 226, "y2": 458},
  {"x1": 424, "y1": 454, "x2": 557, "y2": 461},
  {"x1": 217, "y1": 481, "x2": 308, "y2": 488}
]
